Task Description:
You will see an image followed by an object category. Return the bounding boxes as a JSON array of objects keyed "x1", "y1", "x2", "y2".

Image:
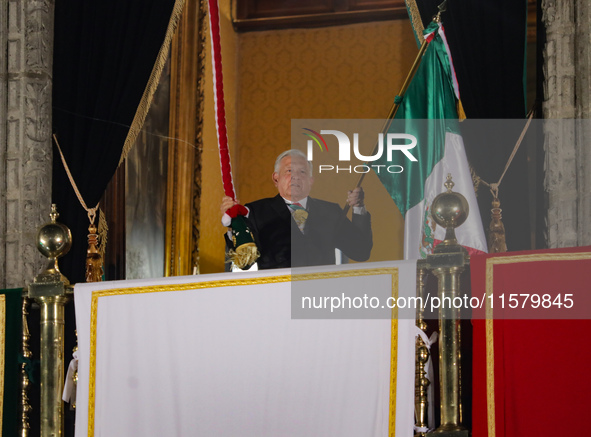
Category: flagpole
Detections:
[{"x1": 343, "y1": 5, "x2": 445, "y2": 214}]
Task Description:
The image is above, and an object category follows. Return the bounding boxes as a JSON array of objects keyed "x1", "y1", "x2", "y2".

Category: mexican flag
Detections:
[{"x1": 374, "y1": 22, "x2": 487, "y2": 259}]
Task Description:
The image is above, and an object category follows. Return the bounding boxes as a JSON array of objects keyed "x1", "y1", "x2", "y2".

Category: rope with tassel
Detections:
[
  {"x1": 207, "y1": 0, "x2": 259, "y2": 269},
  {"x1": 471, "y1": 108, "x2": 535, "y2": 253},
  {"x1": 53, "y1": 134, "x2": 105, "y2": 282}
]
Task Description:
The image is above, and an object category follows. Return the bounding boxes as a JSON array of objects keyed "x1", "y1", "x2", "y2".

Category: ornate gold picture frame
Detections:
[{"x1": 165, "y1": 0, "x2": 207, "y2": 276}]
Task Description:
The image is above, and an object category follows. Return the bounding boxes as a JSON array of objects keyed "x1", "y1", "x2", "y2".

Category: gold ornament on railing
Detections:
[
  {"x1": 20, "y1": 295, "x2": 32, "y2": 437},
  {"x1": 414, "y1": 266, "x2": 431, "y2": 436},
  {"x1": 29, "y1": 204, "x2": 73, "y2": 437},
  {"x1": 426, "y1": 174, "x2": 469, "y2": 434}
]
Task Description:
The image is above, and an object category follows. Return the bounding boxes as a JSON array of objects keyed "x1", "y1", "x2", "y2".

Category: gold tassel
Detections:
[
  {"x1": 488, "y1": 197, "x2": 507, "y2": 253},
  {"x1": 86, "y1": 223, "x2": 103, "y2": 282},
  {"x1": 228, "y1": 243, "x2": 260, "y2": 270}
]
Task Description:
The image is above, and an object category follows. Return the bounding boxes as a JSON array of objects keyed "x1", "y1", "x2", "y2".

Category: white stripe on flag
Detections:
[{"x1": 404, "y1": 132, "x2": 487, "y2": 259}]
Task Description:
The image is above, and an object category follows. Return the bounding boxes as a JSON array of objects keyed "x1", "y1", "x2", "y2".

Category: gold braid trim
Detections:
[
  {"x1": 98, "y1": 208, "x2": 108, "y2": 262},
  {"x1": 405, "y1": 0, "x2": 425, "y2": 43},
  {"x1": 118, "y1": 0, "x2": 187, "y2": 166}
]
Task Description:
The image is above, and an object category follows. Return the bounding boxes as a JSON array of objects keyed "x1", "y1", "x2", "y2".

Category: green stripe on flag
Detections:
[{"x1": 373, "y1": 24, "x2": 460, "y2": 217}]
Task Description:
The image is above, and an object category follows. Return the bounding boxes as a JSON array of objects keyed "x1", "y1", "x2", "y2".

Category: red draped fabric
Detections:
[{"x1": 471, "y1": 246, "x2": 591, "y2": 437}]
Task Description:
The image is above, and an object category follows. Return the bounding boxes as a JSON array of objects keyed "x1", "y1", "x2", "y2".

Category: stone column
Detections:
[
  {"x1": 543, "y1": 0, "x2": 591, "y2": 247},
  {"x1": 574, "y1": 1, "x2": 591, "y2": 246},
  {"x1": 0, "y1": 0, "x2": 54, "y2": 289}
]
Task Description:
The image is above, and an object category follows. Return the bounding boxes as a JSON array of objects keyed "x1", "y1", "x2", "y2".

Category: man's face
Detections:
[{"x1": 272, "y1": 155, "x2": 314, "y2": 202}]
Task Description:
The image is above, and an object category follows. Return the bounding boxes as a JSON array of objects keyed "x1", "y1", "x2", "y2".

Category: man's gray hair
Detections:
[{"x1": 274, "y1": 149, "x2": 313, "y2": 174}]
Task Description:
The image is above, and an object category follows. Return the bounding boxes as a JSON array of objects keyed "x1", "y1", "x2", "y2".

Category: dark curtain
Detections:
[
  {"x1": 415, "y1": 0, "x2": 533, "y2": 252},
  {"x1": 416, "y1": 0, "x2": 527, "y2": 119},
  {"x1": 52, "y1": 0, "x2": 177, "y2": 284}
]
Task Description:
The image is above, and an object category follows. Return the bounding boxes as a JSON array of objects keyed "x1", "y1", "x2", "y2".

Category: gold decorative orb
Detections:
[
  {"x1": 430, "y1": 174, "x2": 469, "y2": 230},
  {"x1": 36, "y1": 204, "x2": 72, "y2": 260},
  {"x1": 417, "y1": 345, "x2": 429, "y2": 363}
]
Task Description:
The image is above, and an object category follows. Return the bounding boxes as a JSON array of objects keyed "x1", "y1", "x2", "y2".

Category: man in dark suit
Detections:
[{"x1": 221, "y1": 149, "x2": 372, "y2": 270}]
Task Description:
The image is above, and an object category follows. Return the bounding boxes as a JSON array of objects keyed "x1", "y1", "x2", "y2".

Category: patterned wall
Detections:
[
  {"x1": 236, "y1": 20, "x2": 417, "y2": 200},
  {"x1": 200, "y1": 3, "x2": 417, "y2": 273}
]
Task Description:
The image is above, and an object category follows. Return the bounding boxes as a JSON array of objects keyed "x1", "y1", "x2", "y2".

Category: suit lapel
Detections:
[
  {"x1": 271, "y1": 194, "x2": 291, "y2": 220},
  {"x1": 305, "y1": 197, "x2": 318, "y2": 229},
  {"x1": 303, "y1": 197, "x2": 326, "y2": 236}
]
